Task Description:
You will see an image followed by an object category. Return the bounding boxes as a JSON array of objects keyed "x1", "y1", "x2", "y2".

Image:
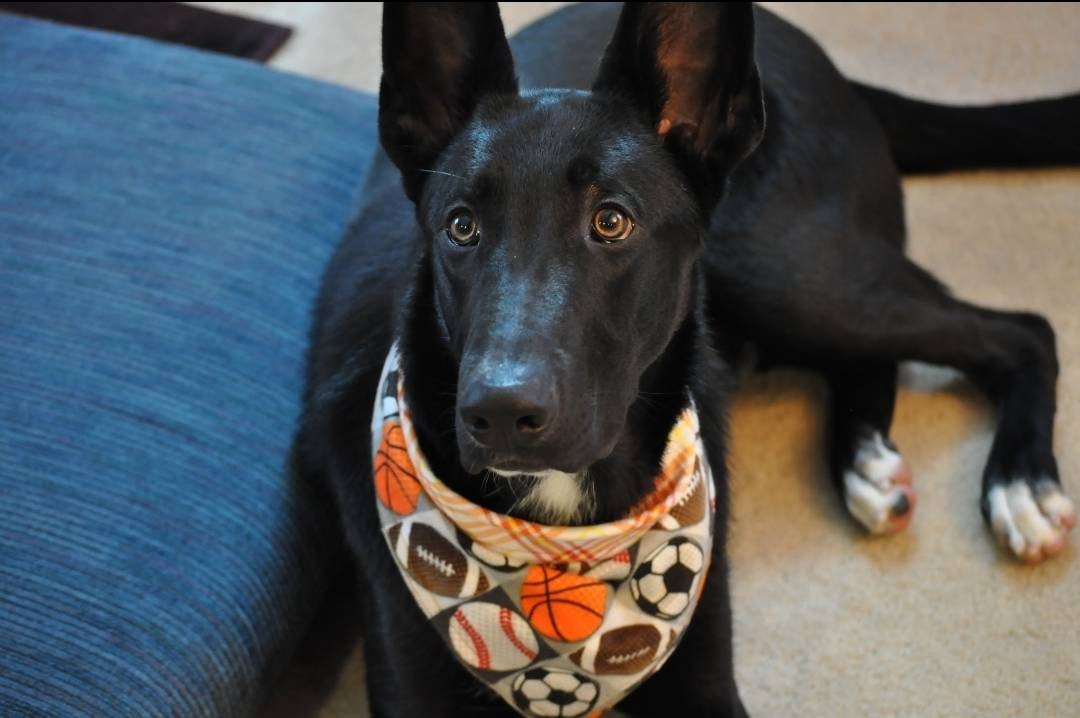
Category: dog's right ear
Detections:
[
  {"x1": 379, "y1": 2, "x2": 518, "y2": 202},
  {"x1": 593, "y1": 2, "x2": 765, "y2": 210}
]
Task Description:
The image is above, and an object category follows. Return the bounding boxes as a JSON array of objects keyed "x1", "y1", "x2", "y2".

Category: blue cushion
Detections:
[{"x1": 0, "y1": 16, "x2": 376, "y2": 716}]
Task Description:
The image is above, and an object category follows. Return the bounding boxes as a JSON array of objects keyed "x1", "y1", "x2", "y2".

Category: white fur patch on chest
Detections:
[{"x1": 491, "y1": 468, "x2": 592, "y2": 524}]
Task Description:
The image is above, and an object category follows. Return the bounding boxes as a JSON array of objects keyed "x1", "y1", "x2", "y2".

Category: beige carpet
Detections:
[{"x1": 196, "y1": 3, "x2": 1080, "y2": 716}]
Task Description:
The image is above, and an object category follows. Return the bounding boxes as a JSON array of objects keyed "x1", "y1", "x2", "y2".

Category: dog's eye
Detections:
[
  {"x1": 591, "y1": 206, "x2": 634, "y2": 243},
  {"x1": 446, "y1": 209, "x2": 479, "y2": 246}
]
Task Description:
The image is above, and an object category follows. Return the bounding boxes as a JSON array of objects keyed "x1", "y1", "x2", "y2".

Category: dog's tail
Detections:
[{"x1": 850, "y1": 82, "x2": 1080, "y2": 174}]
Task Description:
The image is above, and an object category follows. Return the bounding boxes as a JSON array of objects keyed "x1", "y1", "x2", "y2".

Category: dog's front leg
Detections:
[
  {"x1": 360, "y1": 592, "x2": 523, "y2": 717},
  {"x1": 308, "y1": 444, "x2": 518, "y2": 718},
  {"x1": 614, "y1": 536, "x2": 748, "y2": 717},
  {"x1": 293, "y1": 412, "x2": 511, "y2": 718}
]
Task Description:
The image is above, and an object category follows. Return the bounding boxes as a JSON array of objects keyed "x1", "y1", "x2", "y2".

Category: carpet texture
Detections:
[
  {"x1": 0, "y1": 16, "x2": 378, "y2": 716},
  {"x1": 731, "y1": 4, "x2": 1080, "y2": 715},
  {"x1": 227, "y1": 3, "x2": 1078, "y2": 716}
]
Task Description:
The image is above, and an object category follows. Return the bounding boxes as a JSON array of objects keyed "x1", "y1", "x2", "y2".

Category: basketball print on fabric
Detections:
[
  {"x1": 511, "y1": 667, "x2": 599, "y2": 718},
  {"x1": 448, "y1": 602, "x2": 540, "y2": 672},
  {"x1": 374, "y1": 421, "x2": 421, "y2": 515},
  {"x1": 630, "y1": 537, "x2": 705, "y2": 619},
  {"x1": 387, "y1": 522, "x2": 490, "y2": 598},
  {"x1": 569, "y1": 623, "x2": 663, "y2": 676},
  {"x1": 519, "y1": 565, "x2": 609, "y2": 643}
]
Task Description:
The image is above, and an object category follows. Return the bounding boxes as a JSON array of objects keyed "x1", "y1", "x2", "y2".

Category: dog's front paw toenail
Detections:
[{"x1": 987, "y1": 479, "x2": 1074, "y2": 563}]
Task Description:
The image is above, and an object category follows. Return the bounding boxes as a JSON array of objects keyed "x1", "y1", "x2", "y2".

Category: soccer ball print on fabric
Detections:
[
  {"x1": 629, "y1": 537, "x2": 705, "y2": 619},
  {"x1": 511, "y1": 667, "x2": 599, "y2": 717}
]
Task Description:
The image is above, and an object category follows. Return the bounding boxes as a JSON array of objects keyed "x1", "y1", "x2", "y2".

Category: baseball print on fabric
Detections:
[{"x1": 448, "y1": 602, "x2": 540, "y2": 673}]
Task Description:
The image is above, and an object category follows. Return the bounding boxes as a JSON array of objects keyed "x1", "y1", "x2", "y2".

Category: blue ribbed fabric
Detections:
[{"x1": 0, "y1": 16, "x2": 377, "y2": 717}]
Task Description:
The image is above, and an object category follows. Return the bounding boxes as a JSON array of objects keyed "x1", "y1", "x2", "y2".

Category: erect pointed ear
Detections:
[
  {"x1": 379, "y1": 2, "x2": 518, "y2": 201},
  {"x1": 593, "y1": 2, "x2": 765, "y2": 209}
]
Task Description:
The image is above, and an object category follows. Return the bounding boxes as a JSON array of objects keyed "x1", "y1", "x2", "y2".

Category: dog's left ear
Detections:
[
  {"x1": 379, "y1": 2, "x2": 518, "y2": 202},
  {"x1": 593, "y1": 2, "x2": 765, "y2": 209}
]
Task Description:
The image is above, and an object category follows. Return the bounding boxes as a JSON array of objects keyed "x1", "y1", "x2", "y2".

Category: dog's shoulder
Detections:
[{"x1": 301, "y1": 156, "x2": 416, "y2": 447}]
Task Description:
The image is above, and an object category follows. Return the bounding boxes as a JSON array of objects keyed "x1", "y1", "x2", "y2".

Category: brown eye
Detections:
[
  {"x1": 447, "y1": 209, "x2": 479, "y2": 246},
  {"x1": 591, "y1": 206, "x2": 634, "y2": 242}
]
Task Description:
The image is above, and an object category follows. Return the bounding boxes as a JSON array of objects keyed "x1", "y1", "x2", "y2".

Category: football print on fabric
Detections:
[
  {"x1": 655, "y1": 463, "x2": 707, "y2": 530},
  {"x1": 630, "y1": 537, "x2": 705, "y2": 619},
  {"x1": 569, "y1": 623, "x2": 663, "y2": 676},
  {"x1": 379, "y1": 368, "x2": 400, "y2": 420},
  {"x1": 519, "y1": 565, "x2": 609, "y2": 643},
  {"x1": 558, "y1": 548, "x2": 634, "y2": 584},
  {"x1": 387, "y1": 522, "x2": 491, "y2": 598},
  {"x1": 457, "y1": 527, "x2": 528, "y2": 572},
  {"x1": 511, "y1": 667, "x2": 599, "y2": 718}
]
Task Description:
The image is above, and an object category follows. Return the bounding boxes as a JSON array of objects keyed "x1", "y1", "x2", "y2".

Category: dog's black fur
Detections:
[{"x1": 295, "y1": 3, "x2": 1077, "y2": 715}]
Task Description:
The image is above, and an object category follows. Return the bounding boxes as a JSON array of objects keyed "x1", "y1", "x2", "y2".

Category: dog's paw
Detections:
[
  {"x1": 986, "y1": 479, "x2": 1075, "y2": 563},
  {"x1": 843, "y1": 431, "x2": 916, "y2": 535}
]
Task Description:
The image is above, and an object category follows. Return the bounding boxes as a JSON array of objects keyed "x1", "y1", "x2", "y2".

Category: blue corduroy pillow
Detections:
[{"x1": 0, "y1": 16, "x2": 376, "y2": 717}]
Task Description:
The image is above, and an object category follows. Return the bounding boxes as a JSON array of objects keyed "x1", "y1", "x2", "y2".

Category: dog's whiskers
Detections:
[{"x1": 416, "y1": 167, "x2": 465, "y2": 180}]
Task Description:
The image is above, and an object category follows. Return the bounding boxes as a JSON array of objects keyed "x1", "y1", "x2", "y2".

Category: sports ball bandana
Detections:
[{"x1": 371, "y1": 345, "x2": 716, "y2": 717}]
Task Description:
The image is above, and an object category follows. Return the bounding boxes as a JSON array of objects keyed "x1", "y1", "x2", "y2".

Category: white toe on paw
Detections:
[
  {"x1": 1035, "y1": 481, "x2": 1078, "y2": 530},
  {"x1": 843, "y1": 431, "x2": 915, "y2": 535},
  {"x1": 988, "y1": 480, "x2": 1074, "y2": 563}
]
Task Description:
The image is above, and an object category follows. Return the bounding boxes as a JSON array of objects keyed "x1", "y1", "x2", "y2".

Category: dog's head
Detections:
[{"x1": 379, "y1": 3, "x2": 763, "y2": 481}]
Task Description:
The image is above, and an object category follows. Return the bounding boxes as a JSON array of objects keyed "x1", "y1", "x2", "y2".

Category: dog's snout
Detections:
[{"x1": 459, "y1": 379, "x2": 556, "y2": 452}]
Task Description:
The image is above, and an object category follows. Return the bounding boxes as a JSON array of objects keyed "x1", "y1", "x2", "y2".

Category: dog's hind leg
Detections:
[{"x1": 827, "y1": 363, "x2": 916, "y2": 535}]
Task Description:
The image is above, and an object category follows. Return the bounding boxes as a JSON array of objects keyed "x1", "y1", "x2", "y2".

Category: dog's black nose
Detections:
[{"x1": 459, "y1": 380, "x2": 554, "y2": 452}]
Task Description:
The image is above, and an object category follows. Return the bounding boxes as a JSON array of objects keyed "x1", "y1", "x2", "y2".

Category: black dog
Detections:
[{"x1": 296, "y1": 3, "x2": 1079, "y2": 715}]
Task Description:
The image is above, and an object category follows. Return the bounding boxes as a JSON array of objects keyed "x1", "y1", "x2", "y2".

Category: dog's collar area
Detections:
[
  {"x1": 485, "y1": 468, "x2": 591, "y2": 527},
  {"x1": 369, "y1": 344, "x2": 717, "y2": 715}
]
